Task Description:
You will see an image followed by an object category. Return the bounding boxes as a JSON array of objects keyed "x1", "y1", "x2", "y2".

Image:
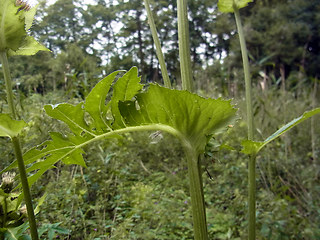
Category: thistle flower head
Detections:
[{"x1": 1, "y1": 172, "x2": 16, "y2": 193}]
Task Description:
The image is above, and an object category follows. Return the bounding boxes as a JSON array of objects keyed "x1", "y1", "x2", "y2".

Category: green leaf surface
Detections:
[
  {"x1": 4, "y1": 222, "x2": 30, "y2": 240},
  {"x1": 242, "y1": 108, "x2": 320, "y2": 155},
  {"x1": 8, "y1": 36, "x2": 50, "y2": 56},
  {"x1": 0, "y1": 0, "x2": 26, "y2": 51},
  {"x1": 0, "y1": 114, "x2": 27, "y2": 138},
  {"x1": 218, "y1": 0, "x2": 253, "y2": 13},
  {"x1": 20, "y1": 4, "x2": 38, "y2": 30},
  {"x1": 2, "y1": 67, "x2": 237, "y2": 192},
  {"x1": 119, "y1": 84, "x2": 237, "y2": 153},
  {"x1": 84, "y1": 70, "x2": 122, "y2": 133},
  {"x1": 45, "y1": 103, "x2": 93, "y2": 137},
  {"x1": 111, "y1": 66, "x2": 143, "y2": 129}
]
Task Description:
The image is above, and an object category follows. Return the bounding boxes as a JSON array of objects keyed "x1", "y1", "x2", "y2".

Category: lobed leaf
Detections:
[
  {"x1": 119, "y1": 84, "x2": 237, "y2": 153},
  {"x1": 84, "y1": 70, "x2": 123, "y2": 133},
  {"x1": 3, "y1": 67, "x2": 237, "y2": 191},
  {"x1": 218, "y1": 0, "x2": 253, "y2": 13},
  {"x1": 44, "y1": 103, "x2": 94, "y2": 137},
  {"x1": 242, "y1": 107, "x2": 320, "y2": 155},
  {"x1": 2, "y1": 68, "x2": 139, "y2": 186},
  {"x1": 111, "y1": 67, "x2": 143, "y2": 129},
  {"x1": 0, "y1": 114, "x2": 27, "y2": 138}
]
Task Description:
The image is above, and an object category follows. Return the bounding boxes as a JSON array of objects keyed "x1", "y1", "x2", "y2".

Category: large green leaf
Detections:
[
  {"x1": 1, "y1": 68, "x2": 140, "y2": 184},
  {"x1": 119, "y1": 84, "x2": 237, "y2": 153},
  {"x1": 0, "y1": 114, "x2": 27, "y2": 138},
  {"x1": 218, "y1": 0, "x2": 253, "y2": 13},
  {"x1": 242, "y1": 108, "x2": 320, "y2": 155},
  {"x1": 2, "y1": 67, "x2": 237, "y2": 190}
]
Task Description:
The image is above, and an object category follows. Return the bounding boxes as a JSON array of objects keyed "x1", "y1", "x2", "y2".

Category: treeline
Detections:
[{"x1": 3, "y1": 0, "x2": 320, "y2": 96}]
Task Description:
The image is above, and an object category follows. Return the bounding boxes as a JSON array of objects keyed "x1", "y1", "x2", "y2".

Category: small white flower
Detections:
[{"x1": 1, "y1": 172, "x2": 16, "y2": 186}]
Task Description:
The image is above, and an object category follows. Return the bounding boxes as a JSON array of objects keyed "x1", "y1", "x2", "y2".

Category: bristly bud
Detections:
[
  {"x1": 16, "y1": 0, "x2": 32, "y2": 12},
  {"x1": 1, "y1": 172, "x2": 16, "y2": 193}
]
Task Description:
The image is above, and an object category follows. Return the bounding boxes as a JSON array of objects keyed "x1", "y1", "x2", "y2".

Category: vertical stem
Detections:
[
  {"x1": 186, "y1": 148, "x2": 208, "y2": 240},
  {"x1": 0, "y1": 52, "x2": 16, "y2": 118},
  {"x1": 177, "y1": 1, "x2": 207, "y2": 239},
  {"x1": 311, "y1": 79, "x2": 318, "y2": 162},
  {"x1": 0, "y1": 51, "x2": 39, "y2": 240},
  {"x1": 143, "y1": 0, "x2": 171, "y2": 88},
  {"x1": 3, "y1": 197, "x2": 7, "y2": 228},
  {"x1": 233, "y1": 6, "x2": 256, "y2": 240},
  {"x1": 233, "y1": 8, "x2": 254, "y2": 139},
  {"x1": 177, "y1": 0, "x2": 194, "y2": 92}
]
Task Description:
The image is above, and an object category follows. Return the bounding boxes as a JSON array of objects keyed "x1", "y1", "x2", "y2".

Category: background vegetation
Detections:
[{"x1": 0, "y1": 0, "x2": 319, "y2": 239}]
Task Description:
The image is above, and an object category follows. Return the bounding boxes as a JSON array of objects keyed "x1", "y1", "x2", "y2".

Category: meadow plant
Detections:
[{"x1": 0, "y1": 0, "x2": 319, "y2": 239}]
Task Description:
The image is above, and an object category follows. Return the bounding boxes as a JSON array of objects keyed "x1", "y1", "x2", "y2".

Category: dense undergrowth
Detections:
[{"x1": 1, "y1": 86, "x2": 318, "y2": 239}]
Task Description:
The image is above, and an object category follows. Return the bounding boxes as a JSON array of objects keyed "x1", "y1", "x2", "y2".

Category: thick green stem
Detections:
[
  {"x1": 177, "y1": 1, "x2": 207, "y2": 239},
  {"x1": 248, "y1": 154, "x2": 256, "y2": 239},
  {"x1": 0, "y1": 51, "x2": 39, "y2": 240},
  {"x1": 143, "y1": 0, "x2": 171, "y2": 88},
  {"x1": 177, "y1": 0, "x2": 194, "y2": 92},
  {"x1": 233, "y1": 6, "x2": 256, "y2": 240},
  {"x1": 186, "y1": 149, "x2": 208, "y2": 240}
]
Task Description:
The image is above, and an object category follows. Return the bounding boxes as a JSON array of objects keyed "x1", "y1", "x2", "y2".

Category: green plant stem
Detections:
[
  {"x1": 3, "y1": 196, "x2": 7, "y2": 228},
  {"x1": 177, "y1": 0, "x2": 207, "y2": 239},
  {"x1": 233, "y1": 6, "x2": 256, "y2": 240},
  {"x1": 0, "y1": 51, "x2": 39, "y2": 240},
  {"x1": 80, "y1": 123, "x2": 208, "y2": 239},
  {"x1": 177, "y1": 0, "x2": 194, "y2": 92},
  {"x1": 0, "y1": 52, "x2": 16, "y2": 118},
  {"x1": 143, "y1": 0, "x2": 171, "y2": 88},
  {"x1": 185, "y1": 149, "x2": 208, "y2": 240}
]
